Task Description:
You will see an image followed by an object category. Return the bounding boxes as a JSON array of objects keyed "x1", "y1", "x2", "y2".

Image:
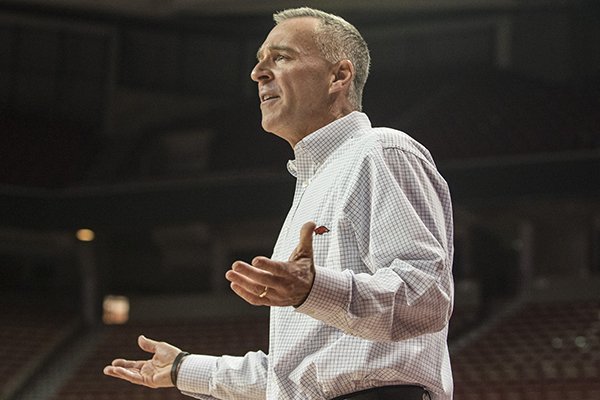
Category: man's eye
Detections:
[{"x1": 275, "y1": 55, "x2": 286, "y2": 61}]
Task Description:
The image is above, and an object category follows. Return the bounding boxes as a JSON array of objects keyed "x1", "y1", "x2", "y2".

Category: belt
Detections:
[{"x1": 330, "y1": 385, "x2": 430, "y2": 400}]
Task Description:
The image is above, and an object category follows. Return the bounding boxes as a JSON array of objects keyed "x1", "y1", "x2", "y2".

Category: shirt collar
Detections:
[{"x1": 287, "y1": 112, "x2": 371, "y2": 179}]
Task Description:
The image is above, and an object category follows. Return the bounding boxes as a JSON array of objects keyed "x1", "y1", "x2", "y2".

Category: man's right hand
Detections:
[{"x1": 103, "y1": 335, "x2": 182, "y2": 388}]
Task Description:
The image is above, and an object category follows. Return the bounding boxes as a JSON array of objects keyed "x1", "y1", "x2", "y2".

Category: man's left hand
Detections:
[{"x1": 225, "y1": 221, "x2": 316, "y2": 307}]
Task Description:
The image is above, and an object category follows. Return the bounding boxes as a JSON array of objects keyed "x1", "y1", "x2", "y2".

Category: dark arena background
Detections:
[{"x1": 0, "y1": 0, "x2": 599, "y2": 399}]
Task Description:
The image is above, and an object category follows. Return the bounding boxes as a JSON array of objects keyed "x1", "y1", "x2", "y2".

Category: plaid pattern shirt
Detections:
[{"x1": 178, "y1": 112, "x2": 454, "y2": 399}]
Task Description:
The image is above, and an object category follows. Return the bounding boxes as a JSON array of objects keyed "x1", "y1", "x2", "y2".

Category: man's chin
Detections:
[
  {"x1": 260, "y1": 121, "x2": 291, "y2": 145},
  {"x1": 260, "y1": 117, "x2": 278, "y2": 135}
]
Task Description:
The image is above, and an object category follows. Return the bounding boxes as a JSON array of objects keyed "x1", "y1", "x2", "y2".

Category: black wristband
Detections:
[{"x1": 170, "y1": 351, "x2": 190, "y2": 387}]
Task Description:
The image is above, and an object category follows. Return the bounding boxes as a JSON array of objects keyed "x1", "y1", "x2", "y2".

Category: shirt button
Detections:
[{"x1": 302, "y1": 181, "x2": 308, "y2": 188}]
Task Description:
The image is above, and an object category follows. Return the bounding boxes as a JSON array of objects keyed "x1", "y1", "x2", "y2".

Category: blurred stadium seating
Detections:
[
  {"x1": 452, "y1": 300, "x2": 600, "y2": 400},
  {"x1": 1, "y1": 1, "x2": 599, "y2": 399},
  {"x1": 0, "y1": 296, "x2": 79, "y2": 400}
]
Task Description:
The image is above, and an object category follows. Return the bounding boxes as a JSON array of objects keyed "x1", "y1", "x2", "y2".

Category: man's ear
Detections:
[{"x1": 329, "y1": 59, "x2": 354, "y2": 94}]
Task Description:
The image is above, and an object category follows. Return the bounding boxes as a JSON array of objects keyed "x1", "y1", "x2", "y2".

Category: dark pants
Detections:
[{"x1": 331, "y1": 385, "x2": 430, "y2": 400}]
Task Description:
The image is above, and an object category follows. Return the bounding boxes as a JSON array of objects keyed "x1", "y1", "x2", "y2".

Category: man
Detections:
[{"x1": 104, "y1": 7, "x2": 454, "y2": 400}]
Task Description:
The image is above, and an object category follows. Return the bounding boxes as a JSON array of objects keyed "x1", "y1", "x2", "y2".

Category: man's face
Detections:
[{"x1": 251, "y1": 17, "x2": 335, "y2": 147}]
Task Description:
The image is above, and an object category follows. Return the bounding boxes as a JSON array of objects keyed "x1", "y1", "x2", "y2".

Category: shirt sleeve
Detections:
[
  {"x1": 296, "y1": 147, "x2": 454, "y2": 342},
  {"x1": 177, "y1": 350, "x2": 268, "y2": 399}
]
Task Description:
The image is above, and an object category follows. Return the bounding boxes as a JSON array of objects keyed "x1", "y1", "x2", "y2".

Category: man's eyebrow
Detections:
[{"x1": 256, "y1": 45, "x2": 297, "y2": 61}]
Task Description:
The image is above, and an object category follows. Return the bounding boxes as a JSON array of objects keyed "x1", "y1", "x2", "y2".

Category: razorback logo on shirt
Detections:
[{"x1": 314, "y1": 225, "x2": 330, "y2": 235}]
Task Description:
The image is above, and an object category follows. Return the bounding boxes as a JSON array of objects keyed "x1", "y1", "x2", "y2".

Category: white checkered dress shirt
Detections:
[{"x1": 178, "y1": 112, "x2": 454, "y2": 399}]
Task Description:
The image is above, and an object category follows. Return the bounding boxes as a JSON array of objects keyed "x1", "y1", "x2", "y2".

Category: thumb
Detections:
[
  {"x1": 138, "y1": 335, "x2": 158, "y2": 354},
  {"x1": 290, "y1": 221, "x2": 317, "y2": 261}
]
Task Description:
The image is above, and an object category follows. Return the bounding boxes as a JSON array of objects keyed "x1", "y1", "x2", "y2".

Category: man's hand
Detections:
[
  {"x1": 103, "y1": 335, "x2": 182, "y2": 388},
  {"x1": 226, "y1": 221, "x2": 317, "y2": 307}
]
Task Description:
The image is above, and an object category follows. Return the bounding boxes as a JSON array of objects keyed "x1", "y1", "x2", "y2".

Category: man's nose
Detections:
[{"x1": 250, "y1": 61, "x2": 272, "y2": 82}]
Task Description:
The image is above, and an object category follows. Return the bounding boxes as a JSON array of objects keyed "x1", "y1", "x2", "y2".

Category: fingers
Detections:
[
  {"x1": 103, "y1": 363, "x2": 144, "y2": 385},
  {"x1": 229, "y1": 282, "x2": 271, "y2": 306},
  {"x1": 103, "y1": 335, "x2": 180, "y2": 389},
  {"x1": 231, "y1": 259, "x2": 280, "y2": 281},
  {"x1": 300, "y1": 220, "x2": 317, "y2": 241},
  {"x1": 225, "y1": 221, "x2": 317, "y2": 307},
  {"x1": 138, "y1": 335, "x2": 157, "y2": 354},
  {"x1": 290, "y1": 221, "x2": 317, "y2": 261},
  {"x1": 111, "y1": 358, "x2": 143, "y2": 369},
  {"x1": 227, "y1": 220, "x2": 316, "y2": 279},
  {"x1": 103, "y1": 365, "x2": 134, "y2": 379},
  {"x1": 226, "y1": 259, "x2": 282, "y2": 293},
  {"x1": 226, "y1": 262, "x2": 278, "y2": 304}
]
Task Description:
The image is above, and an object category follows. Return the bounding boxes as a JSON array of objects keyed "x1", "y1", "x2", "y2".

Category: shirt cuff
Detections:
[
  {"x1": 177, "y1": 354, "x2": 217, "y2": 395},
  {"x1": 296, "y1": 265, "x2": 351, "y2": 324}
]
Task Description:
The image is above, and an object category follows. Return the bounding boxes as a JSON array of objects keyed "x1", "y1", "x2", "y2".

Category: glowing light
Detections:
[
  {"x1": 76, "y1": 229, "x2": 95, "y2": 242},
  {"x1": 103, "y1": 295, "x2": 130, "y2": 325}
]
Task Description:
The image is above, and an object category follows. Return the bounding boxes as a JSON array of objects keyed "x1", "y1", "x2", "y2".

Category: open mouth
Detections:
[{"x1": 261, "y1": 94, "x2": 280, "y2": 103}]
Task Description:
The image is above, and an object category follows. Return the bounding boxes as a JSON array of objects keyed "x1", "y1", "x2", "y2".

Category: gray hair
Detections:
[{"x1": 273, "y1": 7, "x2": 370, "y2": 111}]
